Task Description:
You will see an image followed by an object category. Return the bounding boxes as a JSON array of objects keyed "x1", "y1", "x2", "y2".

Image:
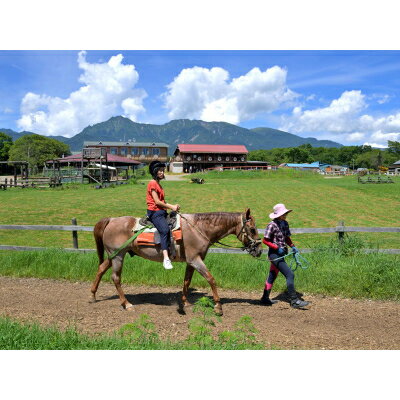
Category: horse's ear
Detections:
[{"x1": 245, "y1": 208, "x2": 251, "y2": 220}]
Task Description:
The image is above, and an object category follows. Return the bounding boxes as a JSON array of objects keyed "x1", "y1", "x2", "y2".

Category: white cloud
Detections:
[
  {"x1": 377, "y1": 94, "x2": 391, "y2": 104},
  {"x1": 306, "y1": 94, "x2": 316, "y2": 101},
  {"x1": 201, "y1": 97, "x2": 239, "y2": 125},
  {"x1": 17, "y1": 51, "x2": 147, "y2": 137},
  {"x1": 281, "y1": 90, "x2": 366, "y2": 134},
  {"x1": 347, "y1": 132, "x2": 366, "y2": 141},
  {"x1": 2, "y1": 107, "x2": 13, "y2": 114},
  {"x1": 280, "y1": 90, "x2": 400, "y2": 147},
  {"x1": 363, "y1": 142, "x2": 388, "y2": 148},
  {"x1": 164, "y1": 65, "x2": 297, "y2": 124},
  {"x1": 369, "y1": 93, "x2": 392, "y2": 105},
  {"x1": 369, "y1": 130, "x2": 400, "y2": 143}
]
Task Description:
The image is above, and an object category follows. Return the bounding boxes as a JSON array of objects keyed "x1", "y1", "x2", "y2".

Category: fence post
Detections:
[
  {"x1": 71, "y1": 218, "x2": 79, "y2": 249},
  {"x1": 337, "y1": 220, "x2": 345, "y2": 242}
]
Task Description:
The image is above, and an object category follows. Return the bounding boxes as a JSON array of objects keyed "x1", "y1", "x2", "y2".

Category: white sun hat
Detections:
[{"x1": 269, "y1": 203, "x2": 293, "y2": 219}]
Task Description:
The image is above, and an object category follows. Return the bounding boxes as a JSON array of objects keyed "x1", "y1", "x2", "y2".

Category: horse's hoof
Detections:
[
  {"x1": 177, "y1": 306, "x2": 186, "y2": 315},
  {"x1": 121, "y1": 303, "x2": 134, "y2": 311},
  {"x1": 177, "y1": 301, "x2": 191, "y2": 315},
  {"x1": 214, "y1": 306, "x2": 223, "y2": 316},
  {"x1": 89, "y1": 295, "x2": 97, "y2": 303}
]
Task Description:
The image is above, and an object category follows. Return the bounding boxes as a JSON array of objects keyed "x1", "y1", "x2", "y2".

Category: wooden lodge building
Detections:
[
  {"x1": 172, "y1": 144, "x2": 250, "y2": 172},
  {"x1": 388, "y1": 160, "x2": 400, "y2": 174},
  {"x1": 83, "y1": 141, "x2": 168, "y2": 164},
  {"x1": 79, "y1": 142, "x2": 269, "y2": 173}
]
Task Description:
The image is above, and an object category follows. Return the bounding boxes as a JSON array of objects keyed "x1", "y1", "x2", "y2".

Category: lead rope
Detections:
[
  {"x1": 108, "y1": 225, "x2": 152, "y2": 260},
  {"x1": 267, "y1": 250, "x2": 310, "y2": 272}
]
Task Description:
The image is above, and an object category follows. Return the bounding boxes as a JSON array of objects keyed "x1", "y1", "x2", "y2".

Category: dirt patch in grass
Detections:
[{"x1": 0, "y1": 276, "x2": 398, "y2": 349}]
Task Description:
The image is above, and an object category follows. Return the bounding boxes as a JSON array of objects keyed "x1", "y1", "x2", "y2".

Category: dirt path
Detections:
[
  {"x1": 165, "y1": 173, "x2": 190, "y2": 181},
  {"x1": 0, "y1": 276, "x2": 398, "y2": 349}
]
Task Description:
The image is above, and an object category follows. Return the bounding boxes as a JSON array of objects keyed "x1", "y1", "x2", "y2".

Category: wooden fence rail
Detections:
[{"x1": 0, "y1": 220, "x2": 399, "y2": 254}]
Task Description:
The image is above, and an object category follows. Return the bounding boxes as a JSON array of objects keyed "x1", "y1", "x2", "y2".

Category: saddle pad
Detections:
[
  {"x1": 132, "y1": 213, "x2": 181, "y2": 233},
  {"x1": 136, "y1": 229, "x2": 182, "y2": 246}
]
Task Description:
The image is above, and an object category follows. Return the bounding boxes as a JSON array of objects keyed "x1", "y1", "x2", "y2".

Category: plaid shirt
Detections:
[{"x1": 264, "y1": 219, "x2": 291, "y2": 248}]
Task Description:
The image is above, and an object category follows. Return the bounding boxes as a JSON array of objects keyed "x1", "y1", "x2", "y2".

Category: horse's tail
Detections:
[{"x1": 93, "y1": 217, "x2": 111, "y2": 264}]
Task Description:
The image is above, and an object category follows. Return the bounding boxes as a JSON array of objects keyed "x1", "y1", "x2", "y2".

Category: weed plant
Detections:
[
  {"x1": 118, "y1": 314, "x2": 159, "y2": 346},
  {"x1": 324, "y1": 233, "x2": 367, "y2": 256},
  {"x1": 187, "y1": 297, "x2": 221, "y2": 348}
]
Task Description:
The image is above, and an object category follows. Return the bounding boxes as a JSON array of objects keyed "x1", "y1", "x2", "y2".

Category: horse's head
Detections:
[{"x1": 237, "y1": 208, "x2": 263, "y2": 258}]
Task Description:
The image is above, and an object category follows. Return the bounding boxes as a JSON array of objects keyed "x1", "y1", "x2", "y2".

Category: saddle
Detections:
[
  {"x1": 132, "y1": 211, "x2": 182, "y2": 250},
  {"x1": 137, "y1": 211, "x2": 180, "y2": 231}
]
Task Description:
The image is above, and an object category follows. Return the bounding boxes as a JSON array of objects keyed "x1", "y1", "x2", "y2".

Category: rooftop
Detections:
[
  {"x1": 47, "y1": 153, "x2": 141, "y2": 164},
  {"x1": 176, "y1": 144, "x2": 248, "y2": 154},
  {"x1": 84, "y1": 141, "x2": 168, "y2": 147},
  {"x1": 284, "y1": 162, "x2": 322, "y2": 168}
]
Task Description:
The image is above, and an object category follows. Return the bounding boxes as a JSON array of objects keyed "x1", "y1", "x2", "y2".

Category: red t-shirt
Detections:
[{"x1": 146, "y1": 180, "x2": 165, "y2": 211}]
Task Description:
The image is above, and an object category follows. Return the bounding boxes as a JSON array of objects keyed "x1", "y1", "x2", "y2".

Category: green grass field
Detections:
[{"x1": 1, "y1": 169, "x2": 399, "y2": 249}]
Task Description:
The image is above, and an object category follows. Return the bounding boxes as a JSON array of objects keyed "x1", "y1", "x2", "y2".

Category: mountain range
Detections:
[{"x1": 1, "y1": 116, "x2": 342, "y2": 154}]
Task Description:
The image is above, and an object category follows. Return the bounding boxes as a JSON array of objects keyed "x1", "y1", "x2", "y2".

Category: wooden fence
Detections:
[{"x1": 0, "y1": 220, "x2": 399, "y2": 254}]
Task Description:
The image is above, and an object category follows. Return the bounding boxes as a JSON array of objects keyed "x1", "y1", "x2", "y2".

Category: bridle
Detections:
[{"x1": 236, "y1": 215, "x2": 262, "y2": 255}]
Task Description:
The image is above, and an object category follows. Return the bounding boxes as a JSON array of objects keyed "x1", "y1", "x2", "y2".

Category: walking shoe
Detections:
[
  {"x1": 290, "y1": 298, "x2": 309, "y2": 309},
  {"x1": 260, "y1": 289, "x2": 278, "y2": 306},
  {"x1": 260, "y1": 297, "x2": 278, "y2": 306},
  {"x1": 163, "y1": 259, "x2": 173, "y2": 270}
]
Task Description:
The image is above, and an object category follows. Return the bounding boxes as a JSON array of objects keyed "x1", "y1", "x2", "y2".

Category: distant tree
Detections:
[
  {"x1": 8, "y1": 134, "x2": 70, "y2": 173},
  {"x1": 247, "y1": 148, "x2": 288, "y2": 165},
  {"x1": 376, "y1": 151, "x2": 383, "y2": 169},
  {"x1": 286, "y1": 146, "x2": 313, "y2": 163},
  {"x1": 355, "y1": 149, "x2": 397, "y2": 169},
  {"x1": 0, "y1": 132, "x2": 13, "y2": 161},
  {"x1": 247, "y1": 149, "x2": 270, "y2": 162},
  {"x1": 298, "y1": 143, "x2": 313, "y2": 151},
  {"x1": 387, "y1": 140, "x2": 400, "y2": 156}
]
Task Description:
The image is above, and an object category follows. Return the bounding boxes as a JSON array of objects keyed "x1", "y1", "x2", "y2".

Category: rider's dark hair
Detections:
[{"x1": 149, "y1": 161, "x2": 166, "y2": 179}]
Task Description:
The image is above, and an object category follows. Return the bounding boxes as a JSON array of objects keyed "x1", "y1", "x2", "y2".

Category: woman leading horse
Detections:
[{"x1": 91, "y1": 209, "x2": 262, "y2": 315}]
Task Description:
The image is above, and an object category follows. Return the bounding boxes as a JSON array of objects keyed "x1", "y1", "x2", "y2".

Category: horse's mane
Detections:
[{"x1": 192, "y1": 212, "x2": 240, "y2": 226}]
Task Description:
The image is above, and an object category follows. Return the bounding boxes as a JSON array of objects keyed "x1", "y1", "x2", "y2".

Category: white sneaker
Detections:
[{"x1": 163, "y1": 259, "x2": 173, "y2": 270}]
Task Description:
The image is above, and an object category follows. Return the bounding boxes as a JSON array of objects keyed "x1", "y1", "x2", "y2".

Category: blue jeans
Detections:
[
  {"x1": 267, "y1": 251, "x2": 296, "y2": 299},
  {"x1": 147, "y1": 209, "x2": 170, "y2": 250}
]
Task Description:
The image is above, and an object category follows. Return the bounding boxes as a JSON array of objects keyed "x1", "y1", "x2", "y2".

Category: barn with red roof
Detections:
[{"x1": 173, "y1": 144, "x2": 249, "y2": 172}]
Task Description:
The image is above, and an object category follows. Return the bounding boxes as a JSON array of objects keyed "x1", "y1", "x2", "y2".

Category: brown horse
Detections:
[{"x1": 91, "y1": 208, "x2": 262, "y2": 315}]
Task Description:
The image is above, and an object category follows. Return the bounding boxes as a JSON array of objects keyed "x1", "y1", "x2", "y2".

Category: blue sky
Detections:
[{"x1": 1, "y1": 50, "x2": 400, "y2": 148}]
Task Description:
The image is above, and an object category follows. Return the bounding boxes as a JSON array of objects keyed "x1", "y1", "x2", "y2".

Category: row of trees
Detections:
[
  {"x1": 0, "y1": 132, "x2": 70, "y2": 174},
  {"x1": 248, "y1": 142, "x2": 400, "y2": 170}
]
